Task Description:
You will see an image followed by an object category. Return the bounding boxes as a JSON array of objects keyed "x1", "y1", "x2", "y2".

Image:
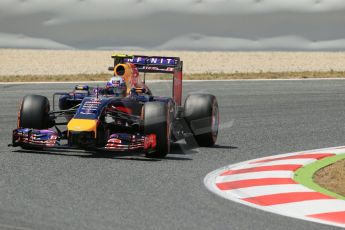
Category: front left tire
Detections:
[{"x1": 143, "y1": 102, "x2": 171, "y2": 158}]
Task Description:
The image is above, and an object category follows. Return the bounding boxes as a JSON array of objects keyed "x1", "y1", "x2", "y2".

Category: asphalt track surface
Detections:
[{"x1": 1, "y1": 80, "x2": 345, "y2": 230}]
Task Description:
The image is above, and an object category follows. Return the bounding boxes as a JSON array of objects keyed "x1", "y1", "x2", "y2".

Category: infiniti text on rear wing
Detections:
[{"x1": 110, "y1": 55, "x2": 182, "y2": 74}]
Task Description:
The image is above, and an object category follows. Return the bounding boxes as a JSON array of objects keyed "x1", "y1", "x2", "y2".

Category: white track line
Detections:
[{"x1": 1, "y1": 78, "x2": 345, "y2": 85}]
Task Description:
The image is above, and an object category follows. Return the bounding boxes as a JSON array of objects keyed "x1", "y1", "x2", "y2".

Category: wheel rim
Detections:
[
  {"x1": 166, "y1": 105, "x2": 171, "y2": 153},
  {"x1": 211, "y1": 101, "x2": 219, "y2": 142}
]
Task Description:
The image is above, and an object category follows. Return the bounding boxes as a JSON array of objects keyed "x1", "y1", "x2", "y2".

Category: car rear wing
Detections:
[
  {"x1": 109, "y1": 54, "x2": 183, "y2": 106},
  {"x1": 109, "y1": 54, "x2": 182, "y2": 73}
]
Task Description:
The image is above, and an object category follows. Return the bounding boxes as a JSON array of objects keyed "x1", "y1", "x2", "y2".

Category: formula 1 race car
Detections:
[{"x1": 11, "y1": 54, "x2": 219, "y2": 158}]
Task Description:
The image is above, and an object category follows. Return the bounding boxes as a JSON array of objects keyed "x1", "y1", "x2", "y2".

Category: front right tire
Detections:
[{"x1": 18, "y1": 95, "x2": 51, "y2": 129}]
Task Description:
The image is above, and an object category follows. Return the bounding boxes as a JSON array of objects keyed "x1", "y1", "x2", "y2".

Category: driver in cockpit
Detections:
[{"x1": 104, "y1": 76, "x2": 127, "y2": 97}]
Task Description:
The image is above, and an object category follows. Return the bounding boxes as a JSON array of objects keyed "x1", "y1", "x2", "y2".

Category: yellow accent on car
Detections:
[
  {"x1": 111, "y1": 53, "x2": 133, "y2": 58},
  {"x1": 67, "y1": 119, "x2": 98, "y2": 137},
  {"x1": 114, "y1": 63, "x2": 134, "y2": 94}
]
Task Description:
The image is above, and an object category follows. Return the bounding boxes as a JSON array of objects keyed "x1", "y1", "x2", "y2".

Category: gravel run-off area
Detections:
[
  {"x1": 314, "y1": 159, "x2": 345, "y2": 197},
  {"x1": 1, "y1": 49, "x2": 345, "y2": 76}
]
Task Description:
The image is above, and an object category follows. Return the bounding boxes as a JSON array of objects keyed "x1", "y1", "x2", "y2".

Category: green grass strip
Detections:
[
  {"x1": 294, "y1": 153, "x2": 345, "y2": 200},
  {"x1": 2, "y1": 71, "x2": 345, "y2": 82}
]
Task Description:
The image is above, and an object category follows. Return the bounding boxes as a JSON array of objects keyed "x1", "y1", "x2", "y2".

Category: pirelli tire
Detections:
[
  {"x1": 143, "y1": 102, "x2": 171, "y2": 158},
  {"x1": 184, "y1": 94, "x2": 219, "y2": 147},
  {"x1": 18, "y1": 95, "x2": 52, "y2": 130}
]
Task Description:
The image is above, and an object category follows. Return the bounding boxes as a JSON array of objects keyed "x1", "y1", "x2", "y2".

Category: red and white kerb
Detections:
[{"x1": 204, "y1": 146, "x2": 345, "y2": 228}]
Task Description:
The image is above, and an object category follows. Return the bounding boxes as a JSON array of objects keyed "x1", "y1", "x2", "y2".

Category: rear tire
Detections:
[
  {"x1": 184, "y1": 94, "x2": 219, "y2": 147},
  {"x1": 143, "y1": 102, "x2": 171, "y2": 158},
  {"x1": 18, "y1": 95, "x2": 51, "y2": 129}
]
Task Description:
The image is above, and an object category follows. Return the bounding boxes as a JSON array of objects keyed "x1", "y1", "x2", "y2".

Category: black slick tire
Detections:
[
  {"x1": 18, "y1": 95, "x2": 51, "y2": 129},
  {"x1": 184, "y1": 94, "x2": 219, "y2": 147},
  {"x1": 143, "y1": 102, "x2": 171, "y2": 158}
]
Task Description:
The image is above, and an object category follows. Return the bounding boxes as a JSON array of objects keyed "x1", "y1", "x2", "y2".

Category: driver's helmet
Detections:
[{"x1": 106, "y1": 76, "x2": 127, "y2": 96}]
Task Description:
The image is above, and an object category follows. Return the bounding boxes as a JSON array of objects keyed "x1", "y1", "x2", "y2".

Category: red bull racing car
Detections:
[{"x1": 11, "y1": 54, "x2": 219, "y2": 158}]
